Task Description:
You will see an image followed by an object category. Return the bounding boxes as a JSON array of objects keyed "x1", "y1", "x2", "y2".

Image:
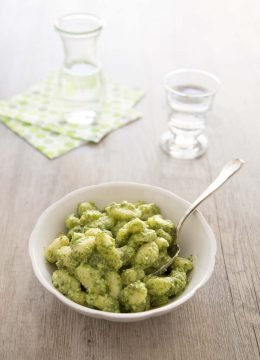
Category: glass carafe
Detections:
[{"x1": 55, "y1": 13, "x2": 104, "y2": 125}]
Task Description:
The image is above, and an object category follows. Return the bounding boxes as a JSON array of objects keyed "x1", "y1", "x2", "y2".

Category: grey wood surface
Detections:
[{"x1": 0, "y1": 0, "x2": 259, "y2": 359}]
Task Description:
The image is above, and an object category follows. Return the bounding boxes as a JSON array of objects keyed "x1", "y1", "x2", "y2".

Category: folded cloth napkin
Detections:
[{"x1": 0, "y1": 73, "x2": 144, "y2": 159}]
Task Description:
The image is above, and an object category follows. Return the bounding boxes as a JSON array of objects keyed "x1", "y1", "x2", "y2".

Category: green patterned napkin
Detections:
[
  {"x1": 1, "y1": 116, "x2": 84, "y2": 159},
  {"x1": 0, "y1": 73, "x2": 144, "y2": 158}
]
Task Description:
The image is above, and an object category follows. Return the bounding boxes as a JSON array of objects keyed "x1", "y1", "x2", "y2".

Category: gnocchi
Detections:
[{"x1": 45, "y1": 201, "x2": 193, "y2": 313}]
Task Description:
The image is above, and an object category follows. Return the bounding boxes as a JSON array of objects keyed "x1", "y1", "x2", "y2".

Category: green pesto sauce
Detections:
[{"x1": 45, "y1": 201, "x2": 193, "y2": 313}]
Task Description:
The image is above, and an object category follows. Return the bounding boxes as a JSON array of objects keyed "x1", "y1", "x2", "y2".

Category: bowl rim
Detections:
[{"x1": 29, "y1": 182, "x2": 217, "y2": 320}]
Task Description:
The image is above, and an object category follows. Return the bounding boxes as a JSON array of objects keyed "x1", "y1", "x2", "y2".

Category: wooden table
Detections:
[{"x1": 0, "y1": 1, "x2": 259, "y2": 359}]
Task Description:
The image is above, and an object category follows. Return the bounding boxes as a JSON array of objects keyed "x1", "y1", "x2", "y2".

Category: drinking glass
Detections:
[
  {"x1": 161, "y1": 69, "x2": 220, "y2": 159},
  {"x1": 55, "y1": 13, "x2": 104, "y2": 125}
]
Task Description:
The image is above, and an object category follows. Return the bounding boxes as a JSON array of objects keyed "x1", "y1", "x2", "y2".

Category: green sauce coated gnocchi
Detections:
[{"x1": 45, "y1": 201, "x2": 193, "y2": 313}]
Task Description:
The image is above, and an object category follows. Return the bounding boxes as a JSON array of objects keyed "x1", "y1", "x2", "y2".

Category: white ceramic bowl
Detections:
[{"x1": 29, "y1": 182, "x2": 217, "y2": 322}]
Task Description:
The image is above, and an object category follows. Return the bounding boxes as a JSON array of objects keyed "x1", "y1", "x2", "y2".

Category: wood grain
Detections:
[{"x1": 0, "y1": 0, "x2": 259, "y2": 359}]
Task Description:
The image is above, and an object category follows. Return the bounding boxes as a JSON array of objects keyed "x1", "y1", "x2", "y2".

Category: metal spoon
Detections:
[{"x1": 151, "y1": 158, "x2": 245, "y2": 276}]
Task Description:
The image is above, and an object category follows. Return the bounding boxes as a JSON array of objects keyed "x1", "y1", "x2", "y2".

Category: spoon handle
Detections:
[{"x1": 177, "y1": 158, "x2": 245, "y2": 233}]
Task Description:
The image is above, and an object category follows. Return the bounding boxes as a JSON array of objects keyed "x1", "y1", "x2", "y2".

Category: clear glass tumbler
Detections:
[
  {"x1": 55, "y1": 13, "x2": 104, "y2": 125},
  {"x1": 161, "y1": 69, "x2": 220, "y2": 159}
]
